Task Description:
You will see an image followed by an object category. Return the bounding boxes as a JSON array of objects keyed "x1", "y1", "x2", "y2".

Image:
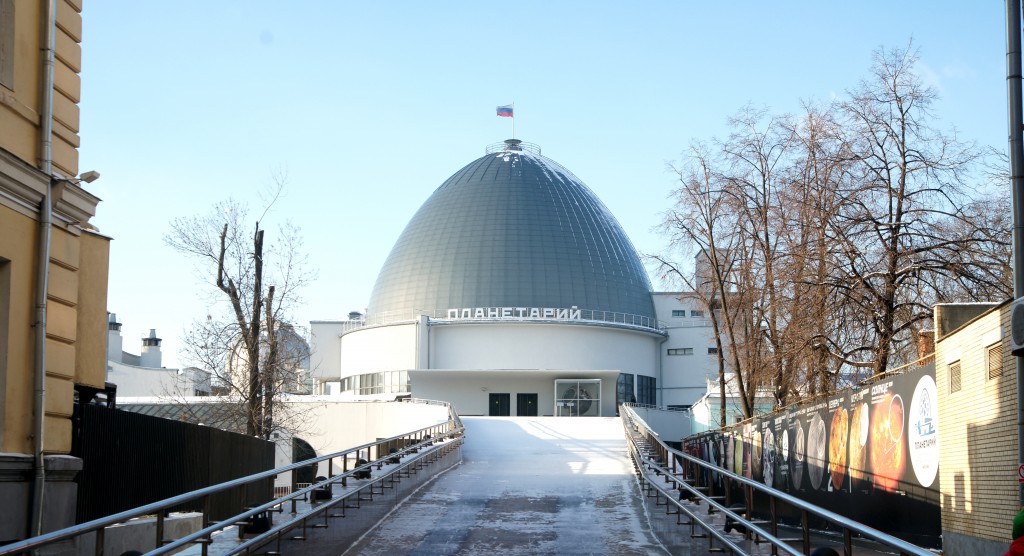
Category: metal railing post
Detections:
[
  {"x1": 202, "y1": 495, "x2": 211, "y2": 556},
  {"x1": 155, "y1": 511, "x2": 164, "y2": 549},
  {"x1": 802, "y1": 509, "x2": 811, "y2": 555},
  {"x1": 770, "y1": 496, "x2": 779, "y2": 556}
]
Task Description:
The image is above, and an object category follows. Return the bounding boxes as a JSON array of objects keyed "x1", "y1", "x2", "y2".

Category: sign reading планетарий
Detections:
[{"x1": 446, "y1": 306, "x2": 582, "y2": 320}]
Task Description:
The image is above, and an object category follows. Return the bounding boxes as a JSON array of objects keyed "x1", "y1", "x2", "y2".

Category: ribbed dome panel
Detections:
[{"x1": 367, "y1": 146, "x2": 655, "y2": 320}]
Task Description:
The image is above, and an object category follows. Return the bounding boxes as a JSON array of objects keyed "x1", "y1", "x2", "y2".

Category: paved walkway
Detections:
[{"x1": 341, "y1": 416, "x2": 671, "y2": 556}]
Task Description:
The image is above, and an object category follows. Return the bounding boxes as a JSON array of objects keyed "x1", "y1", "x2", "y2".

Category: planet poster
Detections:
[
  {"x1": 687, "y1": 362, "x2": 937, "y2": 501},
  {"x1": 847, "y1": 389, "x2": 870, "y2": 490},
  {"x1": 869, "y1": 382, "x2": 906, "y2": 492},
  {"x1": 806, "y1": 409, "x2": 827, "y2": 491},
  {"x1": 828, "y1": 394, "x2": 849, "y2": 492}
]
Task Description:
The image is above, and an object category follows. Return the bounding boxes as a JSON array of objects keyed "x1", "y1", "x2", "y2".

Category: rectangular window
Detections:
[
  {"x1": 616, "y1": 373, "x2": 635, "y2": 405},
  {"x1": 708, "y1": 347, "x2": 718, "y2": 355},
  {"x1": 690, "y1": 310, "x2": 704, "y2": 317},
  {"x1": 667, "y1": 348, "x2": 693, "y2": 356},
  {"x1": 987, "y1": 343, "x2": 1004, "y2": 380},
  {"x1": 636, "y1": 375, "x2": 656, "y2": 405},
  {"x1": 671, "y1": 310, "x2": 685, "y2": 317},
  {"x1": 949, "y1": 361, "x2": 961, "y2": 393}
]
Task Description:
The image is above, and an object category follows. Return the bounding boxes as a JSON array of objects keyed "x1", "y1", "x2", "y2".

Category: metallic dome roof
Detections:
[{"x1": 367, "y1": 140, "x2": 655, "y2": 322}]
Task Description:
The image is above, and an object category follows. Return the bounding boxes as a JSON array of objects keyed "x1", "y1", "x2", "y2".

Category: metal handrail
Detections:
[
  {"x1": 347, "y1": 309, "x2": 668, "y2": 333},
  {"x1": 485, "y1": 141, "x2": 542, "y2": 155},
  {"x1": 223, "y1": 437, "x2": 462, "y2": 556},
  {"x1": 623, "y1": 419, "x2": 790, "y2": 555},
  {"x1": 154, "y1": 425, "x2": 464, "y2": 556},
  {"x1": 0, "y1": 400, "x2": 464, "y2": 556},
  {"x1": 620, "y1": 406, "x2": 934, "y2": 556}
]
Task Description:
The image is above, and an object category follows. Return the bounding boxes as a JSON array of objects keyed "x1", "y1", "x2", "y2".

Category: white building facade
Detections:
[
  {"x1": 311, "y1": 141, "x2": 719, "y2": 416},
  {"x1": 106, "y1": 314, "x2": 211, "y2": 398}
]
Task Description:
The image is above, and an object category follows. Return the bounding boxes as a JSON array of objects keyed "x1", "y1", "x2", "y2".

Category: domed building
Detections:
[{"x1": 310, "y1": 140, "x2": 717, "y2": 416}]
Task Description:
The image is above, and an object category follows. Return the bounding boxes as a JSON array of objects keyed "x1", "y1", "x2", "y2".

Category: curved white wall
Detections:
[
  {"x1": 428, "y1": 322, "x2": 659, "y2": 375},
  {"x1": 339, "y1": 322, "x2": 418, "y2": 375}
]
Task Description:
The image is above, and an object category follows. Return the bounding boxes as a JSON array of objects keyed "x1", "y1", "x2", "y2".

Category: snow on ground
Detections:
[{"x1": 341, "y1": 416, "x2": 671, "y2": 556}]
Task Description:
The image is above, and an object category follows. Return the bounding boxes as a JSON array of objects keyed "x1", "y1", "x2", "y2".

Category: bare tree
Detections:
[
  {"x1": 653, "y1": 44, "x2": 1009, "y2": 427},
  {"x1": 779, "y1": 103, "x2": 857, "y2": 396},
  {"x1": 166, "y1": 185, "x2": 313, "y2": 440},
  {"x1": 832, "y1": 44, "x2": 988, "y2": 374},
  {"x1": 654, "y1": 140, "x2": 766, "y2": 423}
]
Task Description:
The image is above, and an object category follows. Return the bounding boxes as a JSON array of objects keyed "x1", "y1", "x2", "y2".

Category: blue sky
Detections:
[{"x1": 79, "y1": 2, "x2": 1008, "y2": 368}]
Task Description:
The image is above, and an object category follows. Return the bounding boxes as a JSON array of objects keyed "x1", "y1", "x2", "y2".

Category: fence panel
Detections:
[{"x1": 74, "y1": 405, "x2": 274, "y2": 523}]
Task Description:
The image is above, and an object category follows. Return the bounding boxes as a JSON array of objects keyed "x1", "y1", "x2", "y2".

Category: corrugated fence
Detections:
[{"x1": 73, "y1": 404, "x2": 274, "y2": 523}]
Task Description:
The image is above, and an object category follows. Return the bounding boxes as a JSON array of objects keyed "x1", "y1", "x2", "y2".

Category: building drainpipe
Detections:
[
  {"x1": 1006, "y1": 0, "x2": 1024, "y2": 509},
  {"x1": 31, "y1": 0, "x2": 58, "y2": 538}
]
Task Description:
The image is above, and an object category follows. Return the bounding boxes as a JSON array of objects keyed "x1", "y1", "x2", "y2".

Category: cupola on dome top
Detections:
[{"x1": 367, "y1": 140, "x2": 655, "y2": 322}]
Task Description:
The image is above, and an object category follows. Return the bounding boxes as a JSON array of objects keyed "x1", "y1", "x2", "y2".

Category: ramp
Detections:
[{"x1": 342, "y1": 416, "x2": 670, "y2": 555}]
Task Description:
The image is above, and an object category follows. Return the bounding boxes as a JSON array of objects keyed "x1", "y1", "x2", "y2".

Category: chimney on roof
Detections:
[
  {"x1": 918, "y1": 328, "x2": 935, "y2": 363},
  {"x1": 107, "y1": 313, "x2": 123, "y2": 364},
  {"x1": 140, "y1": 329, "x2": 162, "y2": 368}
]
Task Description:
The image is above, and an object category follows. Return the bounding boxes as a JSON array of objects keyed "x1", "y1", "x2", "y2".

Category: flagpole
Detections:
[{"x1": 512, "y1": 102, "x2": 515, "y2": 139}]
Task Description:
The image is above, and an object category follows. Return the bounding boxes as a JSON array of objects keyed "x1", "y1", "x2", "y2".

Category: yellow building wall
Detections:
[
  {"x1": 0, "y1": 0, "x2": 100, "y2": 457},
  {"x1": 76, "y1": 230, "x2": 110, "y2": 389},
  {"x1": 0, "y1": 203, "x2": 40, "y2": 455},
  {"x1": 0, "y1": 0, "x2": 82, "y2": 177},
  {"x1": 936, "y1": 306, "x2": 1017, "y2": 545}
]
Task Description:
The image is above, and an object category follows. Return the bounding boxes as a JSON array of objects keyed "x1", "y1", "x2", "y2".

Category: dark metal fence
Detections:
[{"x1": 73, "y1": 404, "x2": 274, "y2": 523}]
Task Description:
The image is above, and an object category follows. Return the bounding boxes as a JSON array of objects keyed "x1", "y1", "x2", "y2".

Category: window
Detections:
[
  {"x1": 0, "y1": 0, "x2": 12, "y2": 89},
  {"x1": 616, "y1": 373, "x2": 635, "y2": 405},
  {"x1": 949, "y1": 361, "x2": 961, "y2": 393},
  {"x1": 671, "y1": 310, "x2": 685, "y2": 317},
  {"x1": 987, "y1": 343, "x2": 1004, "y2": 380},
  {"x1": 637, "y1": 375, "x2": 656, "y2": 405},
  {"x1": 707, "y1": 347, "x2": 718, "y2": 355},
  {"x1": 667, "y1": 348, "x2": 693, "y2": 356},
  {"x1": 690, "y1": 310, "x2": 704, "y2": 317}
]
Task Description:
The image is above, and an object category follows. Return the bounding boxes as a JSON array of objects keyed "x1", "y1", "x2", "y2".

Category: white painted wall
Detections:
[
  {"x1": 310, "y1": 321, "x2": 346, "y2": 380},
  {"x1": 429, "y1": 322, "x2": 659, "y2": 375},
  {"x1": 652, "y1": 292, "x2": 719, "y2": 408},
  {"x1": 410, "y1": 370, "x2": 621, "y2": 417},
  {"x1": 272, "y1": 400, "x2": 452, "y2": 482},
  {"x1": 340, "y1": 323, "x2": 418, "y2": 374},
  {"x1": 629, "y1": 407, "x2": 692, "y2": 443},
  {"x1": 107, "y1": 326, "x2": 123, "y2": 363},
  {"x1": 321, "y1": 295, "x2": 725, "y2": 411},
  {"x1": 107, "y1": 362, "x2": 210, "y2": 397}
]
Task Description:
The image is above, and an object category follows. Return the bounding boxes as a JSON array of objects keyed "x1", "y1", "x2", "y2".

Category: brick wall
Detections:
[{"x1": 936, "y1": 303, "x2": 1017, "y2": 544}]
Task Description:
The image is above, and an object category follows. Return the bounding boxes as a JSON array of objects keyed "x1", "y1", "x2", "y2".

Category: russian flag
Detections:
[{"x1": 496, "y1": 105, "x2": 514, "y2": 118}]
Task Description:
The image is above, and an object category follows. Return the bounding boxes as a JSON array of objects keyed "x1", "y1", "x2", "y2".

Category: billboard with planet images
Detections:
[{"x1": 684, "y1": 362, "x2": 940, "y2": 544}]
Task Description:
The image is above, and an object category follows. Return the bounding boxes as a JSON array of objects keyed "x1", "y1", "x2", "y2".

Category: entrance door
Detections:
[
  {"x1": 489, "y1": 393, "x2": 511, "y2": 416},
  {"x1": 517, "y1": 393, "x2": 538, "y2": 416}
]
